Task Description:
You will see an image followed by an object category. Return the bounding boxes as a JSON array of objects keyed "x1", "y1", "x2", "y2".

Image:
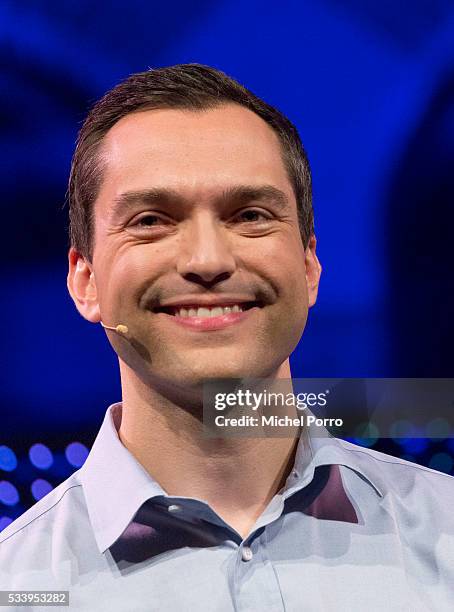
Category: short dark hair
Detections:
[{"x1": 67, "y1": 63, "x2": 313, "y2": 261}]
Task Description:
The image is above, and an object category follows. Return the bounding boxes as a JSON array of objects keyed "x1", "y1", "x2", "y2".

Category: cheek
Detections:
[
  {"x1": 264, "y1": 240, "x2": 307, "y2": 301},
  {"x1": 279, "y1": 278, "x2": 309, "y2": 329},
  {"x1": 94, "y1": 249, "x2": 151, "y2": 311},
  {"x1": 257, "y1": 247, "x2": 308, "y2": 333},
  {"x1": 277, "y1": 258, "x2": 309, "y2": 331}
]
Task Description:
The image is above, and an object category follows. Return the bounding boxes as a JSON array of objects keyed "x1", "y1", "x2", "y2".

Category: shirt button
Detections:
[
  {"x1": 241, "y1": 546, "x2": 253, "y2": 562},
  {"x1": 291, "y1": 469, "x2": 298, "y2": 478},
  {"x1": 167, "y1": 504, "x2": 181, "y2": 513}
]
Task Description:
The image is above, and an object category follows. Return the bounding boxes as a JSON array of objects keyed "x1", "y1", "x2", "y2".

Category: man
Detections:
[{"x1": 1, "y1": 64, "x2": 454, "y2": 611}]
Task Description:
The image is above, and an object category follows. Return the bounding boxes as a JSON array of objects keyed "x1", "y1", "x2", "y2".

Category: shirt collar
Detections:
[
  {"x1": 290, "y1": 410, "x2": 385, "y2": 499},
  {"x1": 79, "y1": 402, "x2": 166, "y2": 554},
  {"x1": 80, "y1": 402, "x2": 385, "y2": 554}
]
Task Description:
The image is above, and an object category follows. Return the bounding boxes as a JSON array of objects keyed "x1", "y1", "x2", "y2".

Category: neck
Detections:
[{"x1": 117, "y1": 359, "x2": 301, "y2": 538}]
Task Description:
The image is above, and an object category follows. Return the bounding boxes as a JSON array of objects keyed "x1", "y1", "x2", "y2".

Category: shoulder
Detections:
[
  {"x1": 334, "y1": 437, "x2": 454, "y2": 500},
  {"x1": 0, "y1": 471, "x2": 93, "y2": 589},
  {"x1": 0, "y1": 470, "x2": 86, "y2": 555}
]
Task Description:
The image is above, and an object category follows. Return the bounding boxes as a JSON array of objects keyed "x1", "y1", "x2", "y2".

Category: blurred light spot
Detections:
[
  {"x1": 389, "y1": 419, "x2": 414, "y2": 442},
  {"x1": 400, "y1": 437, "x2": 428, "y2": 454},
  {"x1": 425, "y1": 418, "x2": 450, "y2": 441},
  {"x1": 29, "y1": 444, "x2": 53, "y2": 470},
  {"x1": 0, "y1": 481, "x2": 19, "y2": 506},
  {"x1": 65, "y1": 442, "x2": 89, "y2": 468},
  {"x1": 0, "y1": 446, "x2": 17, "y2": 472},
  {"x1": 428, "y1": 452, "x2": 453, "y2": 473},
  {"x1": 0, "y1": 516, "x2": 12, "y2": 531},
  {"x1": 31, "y1": 479, "x2": 53, "y2": 501},
  {"x1": 353, "y1": 422, "x2": 379, "y2": 446}
]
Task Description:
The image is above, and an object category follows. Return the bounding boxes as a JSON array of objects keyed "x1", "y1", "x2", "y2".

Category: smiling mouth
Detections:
[{"x1": 153, "y1": 301, "x2": 261, "y2": 318}]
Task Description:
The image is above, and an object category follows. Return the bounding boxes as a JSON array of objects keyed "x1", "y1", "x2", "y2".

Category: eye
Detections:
[
  {"x1": 234, "y1": 208, "x2": 272, "y2": 223},
  {"x1": 131, "y1": 213, "x2": 168, "y2": 228}
]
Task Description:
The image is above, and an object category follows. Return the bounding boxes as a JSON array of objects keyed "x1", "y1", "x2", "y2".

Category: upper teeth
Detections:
[{"x1": 173, "y1": 304, "x2": 243, "y2": 318}]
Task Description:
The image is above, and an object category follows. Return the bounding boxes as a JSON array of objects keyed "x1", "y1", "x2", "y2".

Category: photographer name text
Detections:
[{"x1": 214, "y1": 414, "x2": 343, "y2": 427}]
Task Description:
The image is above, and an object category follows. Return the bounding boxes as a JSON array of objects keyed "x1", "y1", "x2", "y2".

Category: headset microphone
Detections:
[{"x1": 100, "y1": 321, "x2": 129, "y2": 336}]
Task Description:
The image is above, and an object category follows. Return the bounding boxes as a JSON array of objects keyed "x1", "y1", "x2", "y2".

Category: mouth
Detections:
[
  {"x1": 150, "y1": 301, "x2": 264, "y2": 331},
  {"x1": 152, "y1": 301, "x2": 261, "y2": 318}
]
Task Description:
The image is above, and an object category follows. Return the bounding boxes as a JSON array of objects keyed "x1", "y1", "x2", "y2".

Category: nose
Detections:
[{"x1": 176, "y1": 211, "x2": 236, "y2": 286}]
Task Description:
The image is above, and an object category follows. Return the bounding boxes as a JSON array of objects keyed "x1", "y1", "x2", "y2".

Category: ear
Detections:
[
  {"x1": 305, "y1": 234, "x2": 322, "y2": 308},
  {"x1": 67, "y1": 247, "x2": 101, "y2": 323}
]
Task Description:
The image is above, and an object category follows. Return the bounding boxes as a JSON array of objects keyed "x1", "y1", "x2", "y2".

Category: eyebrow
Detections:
[{"x1": 109, "y1": 184, "x2": 291, "y2": 221}]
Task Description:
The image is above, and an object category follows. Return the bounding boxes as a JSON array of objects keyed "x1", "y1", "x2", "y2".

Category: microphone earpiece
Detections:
[{"x1": 100, "y1": 321, "x2": 129, "y2": 336}]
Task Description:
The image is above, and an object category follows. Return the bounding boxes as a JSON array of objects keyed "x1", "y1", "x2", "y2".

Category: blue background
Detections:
[{"x1": 1, "y1": 0, "x2": 454, "y2": 526}]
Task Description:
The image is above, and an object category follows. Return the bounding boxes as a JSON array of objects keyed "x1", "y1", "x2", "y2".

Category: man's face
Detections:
[{"x1": 68, "y1": 104, "x2": 321, "y2": 388}]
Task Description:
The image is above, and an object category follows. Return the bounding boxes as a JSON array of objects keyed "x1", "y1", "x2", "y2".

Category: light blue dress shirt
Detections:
[{"x1": 1, "y1": 401, "x2": 454, "y2": 611}]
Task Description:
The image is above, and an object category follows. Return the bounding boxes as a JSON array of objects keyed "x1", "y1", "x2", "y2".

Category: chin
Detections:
[
  {"x1": 189, "y1": 360, "x2": 273, "y2": 383},
  {"x1": 152, "y1": 348, "x2": 275, "y2": 384},
  {"x1": 191, "y1": 365, "x2": 245, "y2": 381}
]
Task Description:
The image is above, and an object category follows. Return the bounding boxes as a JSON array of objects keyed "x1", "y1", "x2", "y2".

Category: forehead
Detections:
[{"x1": 95, "y1": 104, "x2": 294, "y2": 210}]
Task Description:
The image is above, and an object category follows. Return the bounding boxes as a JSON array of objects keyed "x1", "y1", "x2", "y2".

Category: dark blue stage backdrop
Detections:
[{"x1": 1, "y1": 0, "x2": 453, "y2": 528}]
